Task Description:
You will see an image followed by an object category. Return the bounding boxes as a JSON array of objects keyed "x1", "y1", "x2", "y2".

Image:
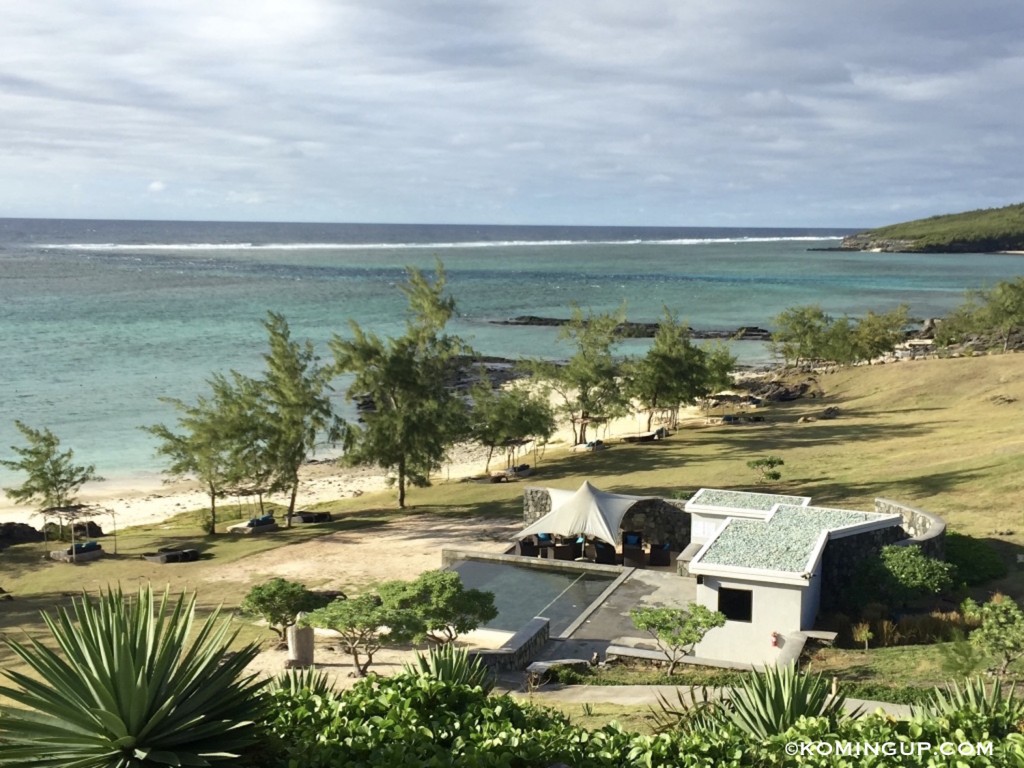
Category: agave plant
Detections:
[
  {"x1": 727, "y1": 663, "x2": 859, "y2": 739},
  {"x1": 916, "y1": 676, "x2": 1024, "y2": 738},
  {"x1": 0, "y1": 585, "x2": 265, "y2": 768},
  {"x1": 402, "y1": 643, "x2": 494, "y2": 693},
  {"x1": 650, "y1": 685, "x2": 731, "y2": 735},
  {"x1": 268, "y1": 665, "x2": 336, "y2": 699}
]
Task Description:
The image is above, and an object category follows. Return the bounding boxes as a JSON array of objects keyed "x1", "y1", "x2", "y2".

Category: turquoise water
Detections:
[
  {"x1": 2, "y1": 218, "x2": 1023, "y2": 484},
  {"x1": 450, "y1": 558, "x2": 616, "y2": 635}
]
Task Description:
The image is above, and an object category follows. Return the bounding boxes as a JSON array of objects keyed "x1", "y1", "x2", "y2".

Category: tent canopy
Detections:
[{"x1": 514, "y1": 481, "x2": 653, "y2": 546}]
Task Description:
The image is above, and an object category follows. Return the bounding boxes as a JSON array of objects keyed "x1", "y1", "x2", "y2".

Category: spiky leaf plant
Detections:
[
  {"x1": 268, "y1": 666, "x2": 336, "y2": 699},
  {"x1": 915, "y1": 676, "x2": 1024, "y2": 738},
  {"x1": 402, "y1": 643, "x2": 494, "y2": 693},
  {"x1": 0, "y1": 586, "x2": 265, "y2": 767},
  {"x1": 727, "y1": 663, "x2": 859, "y2": 739},
  {"x1": 650, "y1": 685, "x2": 730, "y2": 735}
]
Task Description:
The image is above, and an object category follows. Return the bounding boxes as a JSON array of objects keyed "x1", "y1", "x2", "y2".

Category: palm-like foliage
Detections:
[
  {"x1": 402, "y1": 643, "x2": 494, "y2": 693},
  {"x1": 727, "y1": 663, "x2": 858, "y2": 738},
  {"x1": 0, "y1": 586, "x2": 265, "y2": 767}
]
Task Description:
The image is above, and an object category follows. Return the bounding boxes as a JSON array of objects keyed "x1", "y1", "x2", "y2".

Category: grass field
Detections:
[{"x1": 2, "y1": 353, "x2": 1024, "y2": 698}]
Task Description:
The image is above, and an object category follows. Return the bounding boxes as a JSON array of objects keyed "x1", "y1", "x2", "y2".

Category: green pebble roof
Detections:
[
  {"x1": 688, "y1": 488, "x2": 810, "y2": 511},
  {"x1": 698, "y1": 504, "x2": 884, "y2": 573}
]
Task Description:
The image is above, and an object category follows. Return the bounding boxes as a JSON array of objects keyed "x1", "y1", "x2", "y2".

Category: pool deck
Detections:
[{"x1": 534, "y1": 568, "x2": 697, "y2": 663}]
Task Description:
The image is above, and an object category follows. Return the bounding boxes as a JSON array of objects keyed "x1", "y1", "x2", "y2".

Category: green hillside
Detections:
[{"x1": 841, "y1": 202, "x2": 1024, "y2": 253}]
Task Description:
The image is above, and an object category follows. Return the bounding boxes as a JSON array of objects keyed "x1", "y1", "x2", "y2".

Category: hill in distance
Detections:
[{"x1": 841, "y1": 201, "x2": 1024, "y2": 253}]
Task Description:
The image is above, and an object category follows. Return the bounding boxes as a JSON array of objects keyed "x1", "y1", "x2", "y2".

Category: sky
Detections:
[{"x1": 2, "y1": 1, "x2": 1023, "y2": 228}]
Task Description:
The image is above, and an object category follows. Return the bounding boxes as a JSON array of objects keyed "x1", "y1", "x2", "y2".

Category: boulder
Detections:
[{"x1": 0, "y1": 522, "x2": 44, "y2": 547}]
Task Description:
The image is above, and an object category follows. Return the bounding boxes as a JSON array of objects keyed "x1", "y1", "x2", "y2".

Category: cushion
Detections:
[{"x1": 624, "y1": 533, "x2": 641, "y2": 546}]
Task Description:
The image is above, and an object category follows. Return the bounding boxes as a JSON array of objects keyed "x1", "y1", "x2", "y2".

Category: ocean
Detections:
[{"x1": 2, "y1": 217, "x2": 1023, "y2": 486}]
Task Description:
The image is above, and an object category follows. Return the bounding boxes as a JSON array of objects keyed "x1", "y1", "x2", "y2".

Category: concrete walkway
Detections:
[{"x1": 503, "y1": 683, "x2": 915, "y2": 719}]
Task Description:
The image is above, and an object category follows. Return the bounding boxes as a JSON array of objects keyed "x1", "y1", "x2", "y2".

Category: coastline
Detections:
[{"x1": 0, "y1": 388, "x2": 720, "y2": 531}]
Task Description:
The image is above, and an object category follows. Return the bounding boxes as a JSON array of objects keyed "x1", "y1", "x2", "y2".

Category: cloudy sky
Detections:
[{"x1": 3, "y1": 1, "x2": 1022, "y2": 227}]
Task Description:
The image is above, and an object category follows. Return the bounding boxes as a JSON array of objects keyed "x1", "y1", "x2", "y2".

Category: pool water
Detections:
[{"x1": 451, "y1": 559, "x2": 617, "y2": 636}]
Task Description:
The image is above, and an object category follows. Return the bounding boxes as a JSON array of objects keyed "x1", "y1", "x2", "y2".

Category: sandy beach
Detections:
[{"x1": 0, "y1": 391, "x2": 717, "y2": 531}]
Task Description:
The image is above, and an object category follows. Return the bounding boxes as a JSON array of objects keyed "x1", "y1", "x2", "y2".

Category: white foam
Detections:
[{"x1": 40, "y1": 236, "x2": 843, "y2": 252}]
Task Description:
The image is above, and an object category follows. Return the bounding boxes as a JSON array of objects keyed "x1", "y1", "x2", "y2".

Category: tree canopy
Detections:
[
  {"x1": 144, "y1": 371, "x2": 263, "y2": 534},
  {"x1": 771, "y1": 304, "x2": 908, "y2": 366},
  {"x1": 258, "y1": 312, "x2": 343, "y2": 526},
  {"x1": 623, "y1": 308, "x2": 736, "y2": 430},
  {"x1": 468, "y1": 377, "x2": 555, "y2": 471},
  {"x1": 330, "y1": 263, "x2": 471, "y2": 508},
  {"x1": 530, "y1": 304, "x2": 627, "y2": 445},
  {"x1": 1, "y1": 421, "x2": 102, "y2": 512},
  {"x1": 377, "y1": 569, "x2": 497, "y2": 645}
]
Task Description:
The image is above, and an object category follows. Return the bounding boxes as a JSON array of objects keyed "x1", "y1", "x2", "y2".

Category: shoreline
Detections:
[{"x1": 0, "y1": 383, "x2": 730, "y2": 531}]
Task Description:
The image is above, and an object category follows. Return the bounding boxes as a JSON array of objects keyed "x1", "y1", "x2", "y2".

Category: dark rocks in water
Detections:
[{"x1": 493, "y1": 316, "x2": 772, "y2": 340}]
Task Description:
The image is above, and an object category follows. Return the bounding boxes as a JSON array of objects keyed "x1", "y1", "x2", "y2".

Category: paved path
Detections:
[{"x1": 502, "y1": 683, "x2": 915, "y2": 719}]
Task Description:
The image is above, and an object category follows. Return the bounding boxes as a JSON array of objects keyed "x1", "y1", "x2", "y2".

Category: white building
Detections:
[{"x1": 687, "y1": 498, "x2": 901, "y2": 666}]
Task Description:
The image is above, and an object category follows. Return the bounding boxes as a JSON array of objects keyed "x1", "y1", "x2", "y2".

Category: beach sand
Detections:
[{"x1": 0, "y1": 387, "x2": 721, "y2": 531}]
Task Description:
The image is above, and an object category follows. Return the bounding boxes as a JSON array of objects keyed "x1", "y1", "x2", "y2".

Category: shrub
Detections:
[
  {"x1": 402, "y1": 643, "x2": 494, "y2": 693},
  {"x1": 726, "y1": 663, "x2": 858, "y2": 738},
  {"x1": 945, "y1": 531, "x2": 1008, "y2": 586},
  {"x1": 240, "y1": 577, "x2": 335, "y2": 641}
]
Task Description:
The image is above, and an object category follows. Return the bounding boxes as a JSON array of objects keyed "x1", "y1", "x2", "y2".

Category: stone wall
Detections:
[
  {"x1": 818, "y1": 525, "x2": 907, "y2": 613},
  {"x1": 819, "y1": 498, "x2": 948, "y2": 613},
  {"x1": 874, "y1": 498, "x2": 946, "y2": 559},
  {"x1": 521, "y1": 487, "x2": 690, "y2": 548},
  {"x1": 621, "y1": 499, "x2": 690, "y2": 549},
  {"x1": 469, "y1": 617, "x2": 550, "y2": 673}
]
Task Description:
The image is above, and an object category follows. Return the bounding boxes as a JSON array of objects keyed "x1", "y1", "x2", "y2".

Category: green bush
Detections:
[
  {"x1": 945, "y1": 532, "x2": 1008, "y2": 586},
  {"x1": 253, "y1": 670, "x2": 1024, "y2": 767}
]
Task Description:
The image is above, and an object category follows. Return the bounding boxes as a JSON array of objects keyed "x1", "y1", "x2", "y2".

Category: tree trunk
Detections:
[
  {"x1": 207, "y1": 483, "x2": 218, "y2": 535},
  {"x1": 484, "y1": 446, "x2": 494, "y2": 473},
  {"x1": 397, "y1": 457, "x2": 407, "y2": 508},
  {"x1": 646, "y1": 410, "x2": 655, "y2": 432},
  {"x1": 287, "y1": 480, "x2": 299, "y2": 529}
]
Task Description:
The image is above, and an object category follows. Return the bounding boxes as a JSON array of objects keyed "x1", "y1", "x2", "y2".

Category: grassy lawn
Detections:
[{"x1": 2, "y1": 353, "x2": 1024, "y2": 699}]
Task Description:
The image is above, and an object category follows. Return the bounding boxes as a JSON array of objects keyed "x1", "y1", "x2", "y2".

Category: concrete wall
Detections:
[
  {"x1": 875, "y1": 498, "x2": 946, "y2": 559},
  {"x1": 694, "y1": 575, "x2": 806, "y2": 666},
  {"x1": 469, "y1": 617, "x2": 550, "y2": 673}
]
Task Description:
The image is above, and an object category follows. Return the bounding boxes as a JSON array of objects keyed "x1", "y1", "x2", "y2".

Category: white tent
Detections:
[{"x1": 514, "y1": 481, "x2": 653, "y2": 546}]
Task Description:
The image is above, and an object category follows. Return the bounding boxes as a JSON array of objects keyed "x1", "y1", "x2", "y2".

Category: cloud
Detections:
[
  {"x1": 1, "y1": 0, "x2": 1022, "y2": 225},
  {"x1": 148, "y1": 181, "x2": 166, "y2": 193}
]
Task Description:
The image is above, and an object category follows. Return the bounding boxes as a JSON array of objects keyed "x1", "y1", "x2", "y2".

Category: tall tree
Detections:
[
  {"x1": 259, "y1": 312, "x2": 343, "y2": 527},
  {"x1": 624, "y1": 308, "x2": 734, "y2": 430},
  {"x1": 770, "y1": 305, "x2": 832, "y2": 365},
  {"x1": 468, "y1": 377, "x2": 555, "y2": 471},
  {"x1": 144, "y1": 371, "x2": 261, "y2": 534},
  {"x1": 1, "y1": 421, "x2": 102, "y2": 512},
  {"x1": 331, "y1": 263, "x2": 471, "y2": 508},
  {"x1": 532, "y1": 305, "x2": 627, "y2": 445}
]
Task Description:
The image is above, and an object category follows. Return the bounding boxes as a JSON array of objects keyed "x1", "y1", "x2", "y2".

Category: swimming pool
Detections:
[{"x1": 450, "y1": 557, "x2": 620, "y2": 637}]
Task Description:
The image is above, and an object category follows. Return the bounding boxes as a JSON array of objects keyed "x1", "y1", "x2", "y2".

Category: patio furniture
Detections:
[
  {"x1": 586, "y1": 540, "x2": 618, "y2": 565},
  {"x1": 228, "y1": 515, "x2": 279, "y2": 534},
  {"x1": 649, "y1": 543, "x2": 673, "y2": 567},
  {"x1": 621, "y1": 530, "x2": 643, "y2": 548},
  {"x1": 547, "y1": 542, "x2": 576, "y2": 561},
  {"x1": 622, "y1": 545, "x2": 646, "y2": 568},
  {"x1": 517, "y1": 537, "x2": 540, "y2": 557}
]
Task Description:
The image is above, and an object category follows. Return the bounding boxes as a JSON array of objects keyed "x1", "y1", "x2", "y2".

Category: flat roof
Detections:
[
  {"x1": 693, "y1": 503, "x2": 898, "y2": 575},
  {"x1": 685, "y1": 488, "x2": 811, "y2": 513}
]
